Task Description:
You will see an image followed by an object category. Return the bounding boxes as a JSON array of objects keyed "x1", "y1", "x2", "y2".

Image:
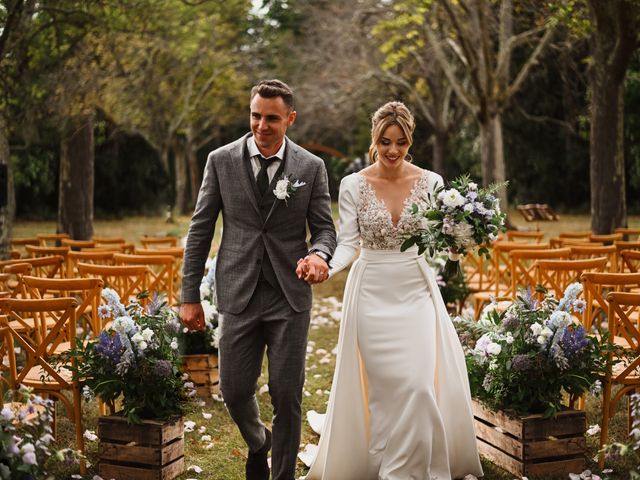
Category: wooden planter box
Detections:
[
  {"x1": 98, "y1": 414, "x2": 185, "y2": 480},
  {"x1": 182, "y1": 353, "x2": 220, "y2": 397},
  {"x1": 472, "y1": 399, "x2": 586, "y2": 478}
]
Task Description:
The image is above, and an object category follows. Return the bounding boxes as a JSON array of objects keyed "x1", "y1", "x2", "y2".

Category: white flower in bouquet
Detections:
[
  {"x1": 439, "y1": 188, "x2": 465, "y2": 209},
  {"x1": 200, "y1": 282, "x2": 211, "y2": 299},
  {"x1": 486, "y1": 342, "x2": 502, "y2": 356},
  {"x1": 452, "y1": 222, "x2": 476, "y2": 249},
  {"x1": 201, "y1": 299, "x2": 218, "y2": 323},
  {"x1": 112, "y1": 315, "x2": 136, "y2": 334}
]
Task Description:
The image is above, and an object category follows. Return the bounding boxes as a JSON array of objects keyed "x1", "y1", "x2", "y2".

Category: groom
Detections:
[{"x1": 180, "y1": 79, "x2": 337, "y2": 480}]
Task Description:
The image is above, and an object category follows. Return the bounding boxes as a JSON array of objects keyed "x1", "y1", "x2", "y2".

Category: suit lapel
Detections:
[
  {"x1": 264, "y1": 138, "x2": 302, "y2": 225},
  {"x1": 232, "y1": 134, "x2": 261, "y2": 217}
]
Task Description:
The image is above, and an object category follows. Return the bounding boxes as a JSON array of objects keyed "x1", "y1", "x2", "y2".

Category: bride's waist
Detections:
[{"x1": 359, "y1": 245, "x2": 420, "y2": 262}]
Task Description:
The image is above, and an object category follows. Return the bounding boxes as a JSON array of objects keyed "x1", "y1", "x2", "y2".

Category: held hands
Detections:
[
  {"x1": 180, "y1": 303, "x2": 206, "y2": 331},
  {"x1": 296, "y1": 253, "x2": 329, "y2": 285}
]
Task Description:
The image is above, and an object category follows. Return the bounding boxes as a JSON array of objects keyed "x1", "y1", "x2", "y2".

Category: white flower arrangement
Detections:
[{"x1": 273, "y1": 174, "x2": 306, "y2": 205}]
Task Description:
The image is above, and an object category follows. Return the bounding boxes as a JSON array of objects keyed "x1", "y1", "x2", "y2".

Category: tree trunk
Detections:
[
  {"x1": 173, "y1": 138, "x2": 189, "y2": 215},
  {"x1": 432, "y1": 129, "x2": 448, "y2": 175},
  {"x1": 187, "y1": 145, "x2": 200, "y2": 207},
  {"x1": 58, "y1": 115, "x2": 94, "y2": 240},
  {"x1": 0, "y1": 115, "x2": 14, "y2": 260},
  {"x1": 588, "y1": 0, "x2": 639, "y2": 234},
  {"x1": 479, "y1": 113, "x2": 508, "y2": 212}
]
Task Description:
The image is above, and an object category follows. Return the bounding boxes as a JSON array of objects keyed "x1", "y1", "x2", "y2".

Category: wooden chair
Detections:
[
  {"x1": 615, "y1": 227, "x2": 640, "y2": 241},
  {"x1": 91, "y1": 236, "x2": 133, "y2": 252},
  {"x1": 471, "y1": 242, "x2": 551, "y2": 318},
  {"x1": 9, "y1": 250, "x2": 21, "y2": 259},
  {"x1": 569, "y1": 244, "x2": 618, "y2": 272},
  {"x1": 11, "y1": 236, "x2": 40, "y2": 251},
  {"x1": 581, "y1": 272, "x2": 640, "y2": 332},
  {"x1": 60, "y1": 238, "x2": 95, "y2": 250},
  {"x1": 22, "y1": 276, "x2": 104, "y2": 335},
  {"x1": 598, "y1": 291, "x2": 640, "y2": 468},
  {"x1": 620, "y1": 250, "x2": 640, "y2": 274},
  {"x1": 589, "y1": 233, "x2": 623, "y2": 245},
  {"x1": 614, "y1": 240, "x2": 640, "y2": 261},
  {"x1": 113, "y1": 253, "x2": 175, "y2": 304},
  {"x1": 505, "y1": 231, "x2": 545, "y2": 243},
  {"x1": 92, "y1": 235, "x2": 126, "y2": 244},
  {"x1": 37, "y1": 233, "x2": 70, "y2": 246},
  {"x1": 139, "y1": 235, "x2": 179, "y2": 248},
  {"x1": 1, "y1": 263, "x2": 32, "y2": 297},
  {"x1": 81, "y1": 243, "x2": 134, "y2": 253},
  {"x1": 25, "y1": 245, "x2": 70, "y2": 264},
  {"x1": 135, "y1": 247, "x2": 184, "y2": 298},
  {"x1": 0, "y1": 298, "x2": 85, "y2": 473},
  {"x1": 534, "y1": 257, "x2": 609, "y2": 299},
  {"x1": 76, "y1": 263, "x2": 149, "y2": 305},
  {"x1": 508, "y1": 248, "x2": 572, "y2": 299},
  {"x1": 66, "y1": 250, "x2": 115, "y2": 278},
  {"x1": 1, "y1": 255, "x2": 66, "y2": 279}
]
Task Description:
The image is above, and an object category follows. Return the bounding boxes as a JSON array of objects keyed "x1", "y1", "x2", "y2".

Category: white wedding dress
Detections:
[{"x1": 303, "y1": 170, "x2": 483, "y2": 480}]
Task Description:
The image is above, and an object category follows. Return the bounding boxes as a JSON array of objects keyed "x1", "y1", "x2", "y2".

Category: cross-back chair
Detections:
[
  {"x1": 614, "y1": 241, "x2": 640, "y2": 262},
  {"x1": 37, "y1": 233, "x2": 70, "y2": 247},
  {"x1": 590, "y1": 233, "x2": 624, "y2": 245},
  {"x1": 66, "y1": 250, "x2": 115, "y2": 278},
  {"x1": 620, "y1": 250, "x2": 640, "y2": 274},
  {"x1": 135, "y1": 247, "x2": 184, "y2": 297},
  {"x1": 76, "y1": 263, "x2": 149, "y2": 305},
  {"x1": 598, "y1": 291, "x2": 640, "y2": 468},
  {"x1": 139, "y1": 235, "x2": 179, "y2": 248},
  {"x1": 22, "y1": 276, "x2": 104, "y2": 335},
  {"x1": 0, "y1": 298, "x2": 85, "y2": 472},
  {"x1": 25, "y1": 245, "x2": 70, "y2": 264},
  {"x1": 569, "y1": 244, "x2": 618, "y2": 272},
  {"x1": 1, "y1": 263, "x2": 32, "y2": 297},
  {"x1": 615, "y1": 227, "x2": 640, "y2": 241},
  {"x1": 10, "y1": 237, "x2": 40, "y2": 256},
  {"x1": 60, "y1": 238, "x2": 95, "y2": 251},
  {"x1": 113, "y1": 253, "x2": 175, "y2": 304},
  {"x1": 508, "y1": 248, "x2": 572, "y2": 299},
  {"x1": 581, "y1": 272, "x2": 640, "y2": 332},
  {"x1": 534, "y1": 257, "x2": 609, "y2": 299},
  {"x1": 3, "y1": 255, "x2": 66, "y2": 279},
  {"x1": 505, "y1": 230, "x2": 545, "y2": 243}
]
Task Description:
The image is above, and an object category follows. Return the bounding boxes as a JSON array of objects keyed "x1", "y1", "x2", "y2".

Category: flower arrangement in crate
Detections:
[
  {"x1": 401, "y1": 174, "x2": 507, "y2": 278},
  {"x1": 1, "y1": 386, "x2": 79, "y2": 478},
  {"x1": 59, "y1": 289, "x2": 194, "y2": 423},
  {"x1": 171, "y1": 257, "x2": 220, "y2": 355},
  {"x1": 455, "y1": 283, "x2": 610, "y2": 417}
]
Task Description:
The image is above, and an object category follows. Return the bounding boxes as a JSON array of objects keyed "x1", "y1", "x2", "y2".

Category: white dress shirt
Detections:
[{"x1": 247, "y1": 136, "x2": 286, "y2": 183}]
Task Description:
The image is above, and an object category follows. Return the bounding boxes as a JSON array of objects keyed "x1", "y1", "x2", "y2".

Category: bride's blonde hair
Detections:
[{"x1": 368, "y1": 101, "x2": 415, "y2": 163}]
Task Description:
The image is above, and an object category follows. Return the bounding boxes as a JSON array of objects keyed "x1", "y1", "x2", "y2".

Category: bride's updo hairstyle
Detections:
[{"x1": 368, "y1": 101, "x2": 416, "y2": 163}]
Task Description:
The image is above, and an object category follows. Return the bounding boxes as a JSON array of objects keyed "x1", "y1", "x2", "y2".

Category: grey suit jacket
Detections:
[{"x1": 181, "y1": 133, "x2": 337, "y2": 314}]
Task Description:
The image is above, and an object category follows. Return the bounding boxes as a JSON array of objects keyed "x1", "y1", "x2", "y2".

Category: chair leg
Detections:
[
  {"x1": 73, "y1": 386, "x2": 86, "y2": 474},
  {"x1": 599, "y1": 382, "x2": 613, "y2": 469}
]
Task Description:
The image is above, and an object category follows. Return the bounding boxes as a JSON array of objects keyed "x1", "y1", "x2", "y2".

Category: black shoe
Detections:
[{"x1": 246, "y1": 427, "x2": 271, "y2": 480}]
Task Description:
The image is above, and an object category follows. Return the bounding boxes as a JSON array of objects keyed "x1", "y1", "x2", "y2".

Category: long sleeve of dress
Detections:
[{"x1": 328, "y1": 174, "x2": 360, "y2": 278}]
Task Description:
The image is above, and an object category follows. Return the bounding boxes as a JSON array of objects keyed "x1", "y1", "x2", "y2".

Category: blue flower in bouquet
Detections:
[{"x1": 95, "y1": 331, "x2": 123, "y2": 364}]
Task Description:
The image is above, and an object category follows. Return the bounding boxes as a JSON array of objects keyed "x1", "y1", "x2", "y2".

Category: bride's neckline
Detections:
[{"x1": 357, "y1": 171, "x2": 426, "y2": 228}]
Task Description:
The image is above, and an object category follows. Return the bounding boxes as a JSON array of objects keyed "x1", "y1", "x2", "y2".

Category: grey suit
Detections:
[{"x1": 182, "y1": 133, "x2": 337, "y2": 480}]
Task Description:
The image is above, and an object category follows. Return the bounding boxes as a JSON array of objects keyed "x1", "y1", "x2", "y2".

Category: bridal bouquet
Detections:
[
  {"x1": 400, "y1": 174, "x2": 507, "y2": 277},
  {"x1": 455, "y1": 283, "x2": 609, "y2": 417}
]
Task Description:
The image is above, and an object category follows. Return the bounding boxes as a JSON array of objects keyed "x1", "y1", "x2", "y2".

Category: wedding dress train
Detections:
[{"x1": 303, "y1": 171, "x2": 483, "y2": 480}]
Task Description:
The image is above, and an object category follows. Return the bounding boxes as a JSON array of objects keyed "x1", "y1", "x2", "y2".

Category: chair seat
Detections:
[
  {"x1": 8, "y1": 316, "x2": 57, "y2": 332},
  {"x1": 21, "y1": 364, "x2": 74, "y2": 388}
]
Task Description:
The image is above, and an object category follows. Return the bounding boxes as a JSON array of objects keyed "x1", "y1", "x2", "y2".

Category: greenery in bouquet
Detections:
[
  {"x1": 1, "y1": 386, "x2": 79, "y2": 479},
  {"x1": 426, "y1": 253, "x2": 469, "y2": 307},
  {"x1": 455, "y1": 283, "x2": 610, "y2": 417},
  {"x1": 401, "y1": 174, "x2": 507, "y2": 277},
  {"x1": 172, "y1": 256, "x2": 220, "y2": 355},
  {"x1": 60, "y1": 289, "x2": 195, "y2": 423}
]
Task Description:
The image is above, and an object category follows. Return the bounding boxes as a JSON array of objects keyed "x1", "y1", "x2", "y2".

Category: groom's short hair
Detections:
[{"x1": 251, "y1": 79, "x2": 294, "y2": 111}]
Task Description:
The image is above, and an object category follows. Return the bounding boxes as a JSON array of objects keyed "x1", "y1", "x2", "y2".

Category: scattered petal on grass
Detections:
[
  {"x1": 204, "y1": 442, "x2": 215, "y2": 450},
  {"x1": 202, "y1": 412, "x2": 212, "y2": 420},
  {"x1": 201, "y1": 435, "x2": 212, "y2": 442},
  {"x1": 198, "y1": 426, "x2": 207, "y2": 433},
  {"x1": 259, "y1": 384, "x2": 269, "y2": 395},
  {"x1": 187, "y1": 465, "x2": 203, "y2": 473},
  {"x1": 83, "y1": 430, "x2": 98, "y2": 442},
  {"x1": 184, "y1": 420, "x2": 196, "y2": 432},
  {"x1": 586, "y1": 424, "x2": 601, "y2": 436}
]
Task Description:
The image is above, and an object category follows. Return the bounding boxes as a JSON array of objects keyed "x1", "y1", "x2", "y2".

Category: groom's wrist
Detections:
[{"x1": 308, "y1": 249, "x2": 329, "y2": 262}]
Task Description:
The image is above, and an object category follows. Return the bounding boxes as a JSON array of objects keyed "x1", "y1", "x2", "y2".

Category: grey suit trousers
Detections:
[{"x1": 219, "y1": 279, "x2": 310, "y2": 480}]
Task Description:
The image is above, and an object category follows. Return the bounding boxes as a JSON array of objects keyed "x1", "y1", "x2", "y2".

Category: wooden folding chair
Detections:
[
  {"x1": 471, "y1": 242, "x2": 551, "y2": 318},
  {"x1": 535, "y1": 257, "x2": 609, "y2": 299},
  {"x1": 60, "y1": 238, "x2": 95, "y2": 250},
  {"x1": 569, "y1": 244, "x2": 618, "y2": 272},
  {"x1": 22, "y1": 276, "x2": 104, "y2": 335},
  {"x1": 505, "y1": 231, "x2": 545, "y2": 243},
  {"x1": 135, "y1": 247, "x2": 184, "y2": 298},
  {"x1": 0, "y1": 298, "x2": 85, "y2": 473},
  {"x1": 76, "y1": 263, "x2": 149, "y2": 305},
  {"x1": 113, "y1": 253, "x2": 175, "y2": 304},
  {"x1": 92, "y1": 235, "x2": 126, "y2": 244},
  {"x1": 25, "y1": 245, "x2": 70, "y2": 264},
  {"x1": 614, "y1": 240, "x2": 640, "y2": 262},
  {"x1": 66, "y1": 250, "x2": 115, "y2": 278},
  {"x1": 1, "y1": 255, "x2": 66, "y2": 279},
  {"x1": 37, "y1": 233, "x2": 70, "y2": 246},
  {"x1": 581, "y1": 272, "x2": 640, "y2": 332},
  {"x1": 560, "y1": 231, "x2": 592, "y2": 239},
  {"x1": 598, "y1": 291, "x2": 640, "y2": 468},
  {"x1": 589, "y1": 233, "x2": 623, "y2": 245},
  {"x1": 11, "y1": 236, "x2": 40, "y2": 251},
  {"x1": 620, "y1": 250, "x2": 640, "y2": 274},
  {"x1": 139, "y1": 235, "x2": 179, "y2": 248},
  {"x1": 615, "y1": 227, "x2": 640, "y2": 241},
  {"x1": 1, "y1": 263, "x2": 31, "y2": 297},
  {"x1": 508, "y1": 248, "x2": 572, "y2": 298}
]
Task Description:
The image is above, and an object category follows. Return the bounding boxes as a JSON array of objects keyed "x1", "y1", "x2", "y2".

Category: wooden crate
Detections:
[
  {"x1": 182, "y1": 353, "x2": 220, "y2": 397},
  {"x1": 472, "y1": 400, "x2": 586, "y2": 478},
  {"x1": 98, "y1": 414, "x2": 185, "y2": 480}
]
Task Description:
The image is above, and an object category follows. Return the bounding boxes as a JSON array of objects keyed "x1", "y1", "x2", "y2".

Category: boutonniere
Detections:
[{"x1": 273, "y1": 174, "x2": 306, "y2": 205}]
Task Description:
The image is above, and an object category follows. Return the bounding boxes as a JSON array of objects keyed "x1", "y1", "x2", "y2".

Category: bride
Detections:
[{"x1": 297, "y1": 102, "x2": 483, "y2": 479}]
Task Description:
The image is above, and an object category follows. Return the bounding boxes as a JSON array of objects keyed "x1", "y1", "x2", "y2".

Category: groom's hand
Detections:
[
  {"x1": 180, "y1": 303, "x2": 205, "y2": 331},
  {"x1": 300, "y1": 253, "x2": 329, "y2": 285}
]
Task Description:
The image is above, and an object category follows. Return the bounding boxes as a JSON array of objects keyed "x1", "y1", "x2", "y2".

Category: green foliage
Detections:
[{"x1": 11, "y1": 149, "x2": 57, "y2": 218}]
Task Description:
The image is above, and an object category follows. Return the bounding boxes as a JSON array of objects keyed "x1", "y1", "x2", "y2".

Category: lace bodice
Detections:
[
  {"x1": 328, "y1": 169, "x2": 443, "y2": 277},
  {"x1": 357, "y1": 172, "x2": 429, "y2": 250}
]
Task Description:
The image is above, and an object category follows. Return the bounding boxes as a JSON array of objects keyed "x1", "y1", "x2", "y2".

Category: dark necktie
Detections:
[{"x1": 256, "y1": 155, "x2": 274, "y2": 196}]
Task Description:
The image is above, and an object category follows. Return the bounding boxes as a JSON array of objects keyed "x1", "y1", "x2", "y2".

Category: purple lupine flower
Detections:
[
  {"x1": 94, "y1": 332, "x2": 123, "y2": 364},
  {"x1": 560, "y1": 324, "x2": 590, "y2": 358},
  {"x1": 521, "y1": 287, "x2": 538, "y2": 310}
]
